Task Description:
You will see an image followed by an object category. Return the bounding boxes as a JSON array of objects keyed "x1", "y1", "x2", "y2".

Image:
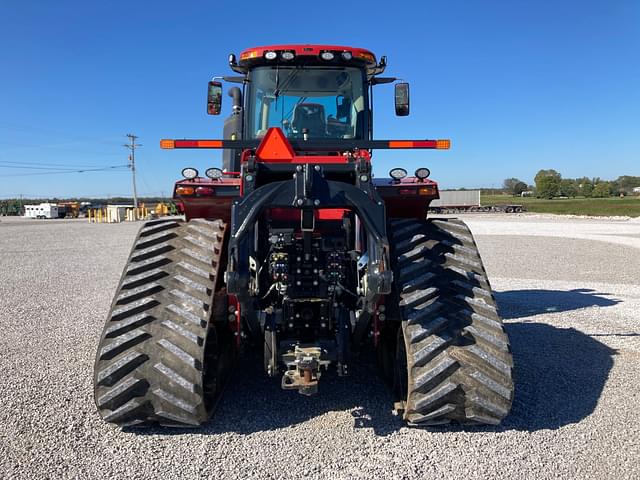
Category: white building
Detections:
[
  {"x1": 106, "y1": 204, "x2": 134, "y2": 223},
  {"x1": 633, "y1": 187, "x2": 640, "y2": 194},
  {"x1": 24, "y1": 203, "x2": 59, "y2": 219}
]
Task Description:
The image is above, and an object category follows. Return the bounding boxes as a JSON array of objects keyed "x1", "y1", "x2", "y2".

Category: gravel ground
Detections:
[{"x1": 1, "y1": 214, "x2": 638, "y2": 479}]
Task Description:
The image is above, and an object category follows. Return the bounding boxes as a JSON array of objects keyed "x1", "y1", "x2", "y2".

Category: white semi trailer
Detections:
[{"x1": 429, "y1": 190, "x2": 524, "y2": 213}]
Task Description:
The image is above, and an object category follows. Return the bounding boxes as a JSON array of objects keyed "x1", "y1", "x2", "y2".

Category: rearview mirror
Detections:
[
  {"x1": 207, "y1": 81, "x2": 223, "y2": 115},
  {"x1": 394, "y1": 82, "x2": 410, "y2": 116}
]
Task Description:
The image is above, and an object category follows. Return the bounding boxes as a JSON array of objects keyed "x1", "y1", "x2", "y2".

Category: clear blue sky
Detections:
[{"x1": 1, "y1": 0, "x2": 638, "y2": 198}]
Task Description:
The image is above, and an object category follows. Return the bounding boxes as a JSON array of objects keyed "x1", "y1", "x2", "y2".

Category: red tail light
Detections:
[
  {"x1": 195, "y1": 186, "x2": 215, "y2": 196},
  {"x1": 399, "y1": 187, "x2": 435, "y2": 196}
]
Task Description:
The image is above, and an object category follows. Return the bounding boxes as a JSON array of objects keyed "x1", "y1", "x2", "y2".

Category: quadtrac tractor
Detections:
[{"x1": 94, "y1": 45, "x2": 513, "y2": 427}]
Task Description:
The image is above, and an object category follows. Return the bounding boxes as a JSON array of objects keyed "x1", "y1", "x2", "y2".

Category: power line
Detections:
[
  {"x1": 123, "y1": 134, "x2": 142, "y2": 208},
  {"x1": 0, "y1": 164, "x2": 110, "y2": 172},
  {"x1": 0, "y1": 165, "x2": 128, "y2": 177},
  {"x1": 0, "y1": 160, "x2": 107, "y2": 168},
  {"x1": 0, "y1": 121, "x2": 125, "y2": 145}
]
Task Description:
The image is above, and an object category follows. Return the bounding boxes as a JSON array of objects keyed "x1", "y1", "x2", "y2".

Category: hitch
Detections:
[{"x1": 281, "y1": 346, "x2": 328, "y2": 396}]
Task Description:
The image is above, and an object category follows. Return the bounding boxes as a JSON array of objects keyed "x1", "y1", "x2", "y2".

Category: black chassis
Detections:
[{"x1": 225, "y1": 153, "x2": 393, "y2": 358}]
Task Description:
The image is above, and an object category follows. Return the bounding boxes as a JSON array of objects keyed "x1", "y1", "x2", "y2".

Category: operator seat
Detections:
[{"x1": 292, "y1": 103, "x2": 326, "y2": 137}]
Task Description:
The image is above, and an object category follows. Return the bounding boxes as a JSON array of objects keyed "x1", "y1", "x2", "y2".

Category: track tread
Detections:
[
  {"x1": 94, "y1": 218, "x2": 230, "y2": 428},
  {"x1": 389, "y1": 218, "x2": 513, "y2": 426}
]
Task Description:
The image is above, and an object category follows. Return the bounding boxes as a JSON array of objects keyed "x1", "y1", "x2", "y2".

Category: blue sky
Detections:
[{"x1": 0, "y1": 0, "x2": 638, "y2": 198}]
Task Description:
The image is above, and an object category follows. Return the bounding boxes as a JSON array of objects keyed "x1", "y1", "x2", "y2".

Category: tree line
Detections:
[{"x1": 503, "y1": 172, "x2": 640, "y2": 199}]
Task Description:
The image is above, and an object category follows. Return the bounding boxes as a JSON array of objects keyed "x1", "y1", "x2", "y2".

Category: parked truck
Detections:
[{"x1": 93, "y1": 45, "x2": 513, "y2": 428}]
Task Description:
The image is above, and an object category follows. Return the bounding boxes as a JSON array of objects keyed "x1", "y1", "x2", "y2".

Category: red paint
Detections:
[
  {"x1": 268, "y1": 208, "x2": 348, "y2": 222},
  {"x1": 263, "y1": 155, "x2": 350, "y2": 164},
  {"x1": 376, "y1": 177, "x2": 440, "y2": 219},
  {"x1": 173, "y1": 177, "x2": 240, "y2": 222},
  {"x1": 239, "y1": 45, "x2": 377, "y2": 65}
]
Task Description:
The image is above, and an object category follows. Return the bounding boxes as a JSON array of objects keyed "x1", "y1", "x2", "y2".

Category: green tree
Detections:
[
  {"x1": 502, "y1": 178, "x2": 527, "y2": 196},
  {"x1": 576, "y1": 177, "x2": 594, "y2": 197},
  {"x1": 614, "y1": 176, "x2": 640, "y2": 194},
  {"x1": 560, "y1": 179, "x2": 578, "y2": 198},
  {"x1": 534, "y1": 169, "x2": 561, "y2": 199},
  {"x1": 514, "y1": 181, "x2": 527, "y2": 195},
  {"x1": 592, "y1": 182, "x2": 612, "y2": 198}
]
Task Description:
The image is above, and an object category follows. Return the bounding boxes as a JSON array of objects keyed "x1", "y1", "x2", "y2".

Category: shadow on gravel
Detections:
[
  {"x1": 128, "y1": 321, "x2": 615, "y2": 436},
  {"x1": 127, "y1": 353, "x2": 404, "y2": 437},
  {"x1": 424, "y1": 322, "x2": 617, "y2": 434},
  {"x1": 495, "y1": 288, "x2": 621, "y2": 319},
  {"x1": 500, "y1": 321, "x2": 616, "y2": 431},
  {"x1": 126, "y1": 289, "x2": 618, "y2": 436}
]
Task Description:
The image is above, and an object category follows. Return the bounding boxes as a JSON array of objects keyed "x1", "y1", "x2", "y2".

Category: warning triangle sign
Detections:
[{"x1": 255, "y1": 127, "x2": 295, "y2": 162}]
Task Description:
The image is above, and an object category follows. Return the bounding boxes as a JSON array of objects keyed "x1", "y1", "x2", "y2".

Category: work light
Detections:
[
  {"x1": 181, "y1": 167, "x2": 198, "y2": 179},
  {"x1": 415, "y1": 167, "x2": 431, "y2": 179},
  {"x1": 205, "y1": 167, "x2": 223, "y2": 179},
  {"x1": 389, "y1": 168, "x2": 407, "y2": 181}
]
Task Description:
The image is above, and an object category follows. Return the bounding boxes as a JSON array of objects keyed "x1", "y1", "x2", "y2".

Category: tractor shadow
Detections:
[
  {"x1": 128, "y1": 288, "x2": 619, "y2": 436},
  {"x1": 491, "y1": 288, "x2": 619, "y2": 432},
  {"x1": 201, "y1": 352, "x2": 406, "y2": 436},
  {"x1": 494, "y1": 288, "x2": 621, "y2": 319}
]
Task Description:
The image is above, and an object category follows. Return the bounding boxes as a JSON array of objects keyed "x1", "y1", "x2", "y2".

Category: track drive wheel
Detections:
[
  {"x1": 93, "y1": 218, "x2": 232, "y2": 427},
  {"x1": 385, "y1": 218, "x2": 514, "y2": 425}
]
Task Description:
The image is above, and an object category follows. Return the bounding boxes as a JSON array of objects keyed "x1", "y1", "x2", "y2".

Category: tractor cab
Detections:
[
  {"x1": 211, "y1": 45, "x2": 408, "y2": 171},
  {"x1": 238, "y1": 47, "x2": 374, "y2": 142}
]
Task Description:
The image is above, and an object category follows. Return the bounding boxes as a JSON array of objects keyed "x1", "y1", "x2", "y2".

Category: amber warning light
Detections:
[{"x1": 160, "y1": 137, "x2": 451, "y2": 150}]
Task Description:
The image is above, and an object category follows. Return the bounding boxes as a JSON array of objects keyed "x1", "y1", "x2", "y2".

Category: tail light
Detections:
[
  {"x1": 399, "y1": 187, "x2": 434, "y2": 196},
  {"x1": 175, "y1": 186, "x2": 195, "y2": 195},
  {"x1": 195, "y1": 186, "x2": 215, "y2": 196}
]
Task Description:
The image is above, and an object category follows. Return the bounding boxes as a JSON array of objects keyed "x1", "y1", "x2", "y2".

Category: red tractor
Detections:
[{"x1": 94, "y1": 45, "x2": 513, "y2": 427}]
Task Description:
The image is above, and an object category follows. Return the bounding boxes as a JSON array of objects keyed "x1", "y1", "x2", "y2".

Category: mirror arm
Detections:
[
  {"x1": 370, "y1": 77, "x2": 397, "y2": 85},
  {"x1": 223, "y1": 76, "x2": 246, "y2": 84}
]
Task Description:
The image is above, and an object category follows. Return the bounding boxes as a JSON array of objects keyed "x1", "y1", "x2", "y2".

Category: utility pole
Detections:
[{"x1": 123, "y1": 134, "x2": 142, "y2": 208}]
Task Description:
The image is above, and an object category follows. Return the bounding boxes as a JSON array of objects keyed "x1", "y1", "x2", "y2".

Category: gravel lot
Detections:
[{"x1": 1, "y1": 214, "x2": 638, "y2": 479}]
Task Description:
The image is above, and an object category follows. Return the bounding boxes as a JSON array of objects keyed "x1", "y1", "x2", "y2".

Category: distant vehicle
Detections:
[
  {"x1": 430, "y1": 190, "x2": 481, "y2": 211},
  {"x1": 429, "y1": 190, "x2": 525, "y2": 213},
  {"x1": 57, "y1": 201, "x2": 81, "y2": 218},
  {"x1": 24, "y1": 203, "x2": 58, "y2": 219}
]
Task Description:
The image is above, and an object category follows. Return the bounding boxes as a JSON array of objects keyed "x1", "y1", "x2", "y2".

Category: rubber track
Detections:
[
  {"x1": 93, "y1": 218, "x2": 227, "y2": 427},
  {"x1": 389, "y1": 218, "x2": 514, "y2": 425}
]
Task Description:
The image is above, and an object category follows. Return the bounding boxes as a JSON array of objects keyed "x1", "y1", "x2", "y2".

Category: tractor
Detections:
[{"x1": 94, "y1": 45, "x2": 513, "y2": 427}]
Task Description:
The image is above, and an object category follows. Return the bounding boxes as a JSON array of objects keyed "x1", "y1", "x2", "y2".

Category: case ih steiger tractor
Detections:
[{"x1": 94, "y1": 45, "x2": 513, "y2": 427}]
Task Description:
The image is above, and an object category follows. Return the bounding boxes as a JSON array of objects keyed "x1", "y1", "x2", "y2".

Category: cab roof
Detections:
[{"x1": 238, "y1": 44, "x2": 377, "y2": 67}]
